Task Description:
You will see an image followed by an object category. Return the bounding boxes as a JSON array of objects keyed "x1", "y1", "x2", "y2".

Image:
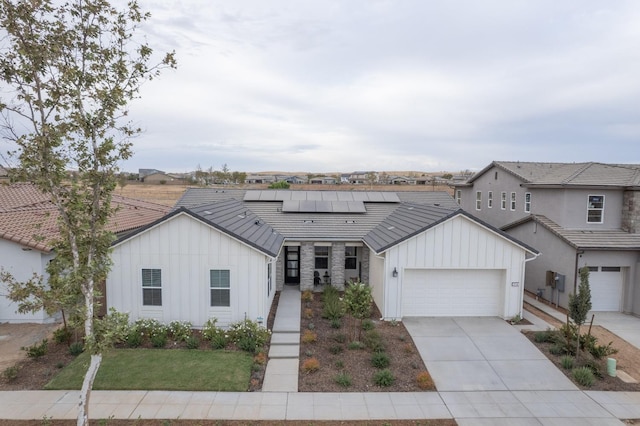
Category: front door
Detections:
[{"x1": 285, "y1": 246, "x2": 300, "y2": 285}]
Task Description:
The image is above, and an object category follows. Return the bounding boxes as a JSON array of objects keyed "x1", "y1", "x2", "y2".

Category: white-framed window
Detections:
[
  {"x1": 587, "y1": 195, "x2": 604, "y2": 223},
  {"x1": 510, "y1": 192, "x2": 516, "y2": 211},
  {"x1": 142, "y1": 268, "x2": 162, "y2": 306},
  {"x1": 345, "y1": 246, "x2": 358, "y2": 269},
  {"x1": 210, "y1": 269, "x2": 230, "y2": 307},
  {"x1": 524, "y1": 192, "x2": 531, "y2": 213},
  {"x1": 501, "y1": 192, "x2": 506, "y2": 210},
  {"x1": 315, "y1": 246, "x2": 329, "y2": 269},
  {"x1": 455, "y1": 190, "x2": 461, "y2": 205},
  {"x1": 487, "y1": 191, "x2": 493, "y2": 208},
  {"x1": 475, "y1": 191, "x2": 482, "y2": 210}
]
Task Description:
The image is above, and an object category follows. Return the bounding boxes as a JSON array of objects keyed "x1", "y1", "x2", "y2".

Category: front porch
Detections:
[{"x1": 275, "y1": 242, "x2": 370, "y2": 291}]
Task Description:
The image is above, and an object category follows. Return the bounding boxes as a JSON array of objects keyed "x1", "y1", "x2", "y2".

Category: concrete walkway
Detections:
[{"x1": 262, "y1": 285, "x2": 301, "y2": 392}]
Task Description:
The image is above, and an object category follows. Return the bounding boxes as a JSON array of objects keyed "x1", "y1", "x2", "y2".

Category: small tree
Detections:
[
  {"x1": 568, "y1": 266, "x2": 592, "y2": 358},
  {"x1": 268, "y1": 180, "x2": 290, "y2": 189},
  {"x1": 343, "y1": 280, "x2": 373, "y2": 340}
]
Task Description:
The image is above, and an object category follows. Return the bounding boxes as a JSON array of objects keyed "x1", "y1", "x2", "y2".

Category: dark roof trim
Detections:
[{"x1": 112, "y1": 207, "x2": 282, "y2": 258}]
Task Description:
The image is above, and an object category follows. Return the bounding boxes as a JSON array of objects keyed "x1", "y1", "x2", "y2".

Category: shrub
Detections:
[
  {"x1": 23, "y1": 339, "x2": 48, "y2": 359},
  {"x1": 330, "y1": 318, "x2": 342, "y2": 329},
  {"x1": 168, "y1": 321, "x2": 193, "y2": 342},
  {"x1": 307, "y1": 322, "x2": 315, "y2": 330},
  {"x1": 371, "y1": 352, "x2": 390, "y2": 369},
  {"x1": 329, "y1": 345, "x2": 344, "y2": 355},
  {"x1": 334, "y1": 373, "x2": 352, "y2": 387},
  {"x1": 402, "y1": 343, "x2": 413, "y2": 354},
  {"x1": 582, "y1": 359, "x2": 604, "y2": 378},
  {"x1": 560, "y1": 355, "x2": 574, "y2": 370},
  {"x1": 202, "y1": 318, "x2": 223, "y2": 341},
  {"x1": 373, "y1": 369, "x2": 395, "y2": 387},
  {"x1": 302, "y1": 330, "x2": 318, "y2": 344},
  {"x1": 322, "y1": 285, "x2": 340, "y2": 302},
  {"x1": 416, "y1": 371, "x2": 433, "y2": 390},
  {"x1": 588, "y1": 341, "x2": 618, "y2": 359},
  {"x1": 53, "y1": 327, "x2": 73, "y2": 344},
  {"x1": 348, "y1": 341, "x2": 365, "y2": 350},
  {"x1": 254, "y1": 352, "x2": 267, "y2": 365},
  {"x1": 210, "y1": 334, "x2": 229, "y2": 350},
  {"x1": 534, "y1": 329, "x2": 554, "y2": 343},
  {"x1": 151, "y1": 333, "x2": 167, "y2": 348},
  {"x1": 126, "y1": 329, "x2": 143, "y2": 348},
  {"x1": 228, "y1": 319, "x2": 271, "y2": 353},
  {"x1": 335, "y1": 360, "x2": 344, "y2": 369},
  {"x1": 134, "y1": 318, "x2": 164, "y2": 338},
  {"x1": 301, "y1": 290, "x2": 313, "y2": 303},
  {"x1": 186, "y1": 335, "x2": 200, "y2": 349},
  {"x1": 361, "y1": 319, "x2": 374, "y2": 331},
  {"x1": 332, "y1": 333, "x2": 347, "y2": 343},
  {"x1": 69, "y1": 342, "x2": 84, "y2": 356},
  {"x1": 549, "y1": 343, "x2": 565, "y2": 355},
  {"x1": 322, "y1": 296, "x2": 344, "y2": 320},
  {"x1": 2, "y1": 366, "x2": 18, "y2": 382},
  {"x1": 302, "y1": 357, "x2": 320, "y2": 373},
  {"x1": 572, "y1": 366, "x2": 595, "y2": 387},
  {"x1": 303, "y1": 308, "x2": 313, "y2": 319},
  {"x1": 363, "y1": 330, "x2": 384, "y2": 352}
]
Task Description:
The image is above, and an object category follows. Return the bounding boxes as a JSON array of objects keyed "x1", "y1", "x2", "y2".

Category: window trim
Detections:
[
  {"x1": 455, "y1": 190, "x2": 461, "y2": 205},
  {"x1": 487, "y1": 191, "x2": 493, "y2": 208},
  {"x1": 587, "y1": 194, "x2": 605, "y2": 224},
  {"x1": 524, "y1": 192, "x2": 531, "y2": 213},
  {"x1": 210, "y1": 269, "x2": 231, "y2": 307},
  {"x1": 141, "y1": 268, "x2": 162, "y2": 307},
  {"x1": 475, "y1": 191, "x2": 482, "y2": 210},
  {"x1": 501, "y1": 192, "x2": 507, "y2": 210},
  {"x1": 510, "y1": 192, "x2": 516, "y2": 211}
]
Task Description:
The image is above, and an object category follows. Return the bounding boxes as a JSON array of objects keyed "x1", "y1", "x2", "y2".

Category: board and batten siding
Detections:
[
  {"x1": 382, "y1": 215, "x2": 527, "y2": 319},
  {"x1": 107, "y1": 213, "x2": 273, "y2": 328}
]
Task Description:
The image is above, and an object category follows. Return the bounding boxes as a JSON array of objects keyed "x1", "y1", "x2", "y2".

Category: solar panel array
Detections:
[
  {"x1": 281, "y1": 200, "x2": 367, "y2": 213},
  {"x1": 243, "y1": 190, "x2": 401, "y2": 203}
]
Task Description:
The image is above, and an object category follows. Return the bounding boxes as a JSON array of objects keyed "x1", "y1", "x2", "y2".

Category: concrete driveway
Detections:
[
  {"x1": 593, "y1": 312, "x2": 640, "y2": 350},
  {"x1": 404, "y1": 317, "x2": 578, "y2": 392}
]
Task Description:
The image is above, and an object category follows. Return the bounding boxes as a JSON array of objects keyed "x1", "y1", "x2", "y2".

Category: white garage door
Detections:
[
  {"x1": 590, "y1": 267, "x2": 623, "y2": 311},
  {"x1": 402, "y1": 269, "x2": 504, "y2": 317}
]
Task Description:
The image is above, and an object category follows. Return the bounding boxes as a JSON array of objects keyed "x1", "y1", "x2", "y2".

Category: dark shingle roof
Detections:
[{"x1": 503, "y1": 215, "x2": 640, "y2": 250}]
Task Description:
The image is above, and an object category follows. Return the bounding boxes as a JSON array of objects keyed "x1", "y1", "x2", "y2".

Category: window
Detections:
[
  {"x1": 602, "y1": 266, "x2": 621, "y2": 272},
  {"x1": 315, "y1": 246, "x2": 329, "y2": 269},
  {"x1": 587, "y1": 266, "x2": 598, "y2": 272},
  {"x1": 455, "y1": 190, "x2": 461, "y2": 205},
  {"x1": 524, "y1": 192, "x2": 531, "y2": 213},
  {"x1": 510, "y1": 192, "x2": 516, "y2": 211},
  {"x1": 345, "y1": 246, "x2": 358, "y2": 269},
  {"x1": 142, "y1": 268, "x2": 162, "y2": 306},
  {"x1": 587, "y1": 195, "x2": 604, "y2": 223},
  {"x1": 210, "y1": 269, "x2": 230, "y2": 307},
  {"x1": 267, "y1": 263, "x2": 272, "y2": 297},
  {"x1": 475, "y1": 191, "x2": 482, "y2": 210},
  {"x1": 501, "y1": 192, "x2": 506, "y2": 210},
  {"x1": 487, "y1": 191, "x2": 493, "y2": 208}
]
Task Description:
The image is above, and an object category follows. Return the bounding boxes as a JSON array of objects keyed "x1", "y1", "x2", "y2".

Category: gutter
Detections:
[{"x1": 520, "y1": 251, "x2": 541, "y2": 318}]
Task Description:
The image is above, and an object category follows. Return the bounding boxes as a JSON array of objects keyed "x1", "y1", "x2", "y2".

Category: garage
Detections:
[
  {"x1": 589, "y1": 267, "x2": 623, "y2": 311},
  {"x1": 402, "y1": 268, "x2": 505, "y2": 317}
]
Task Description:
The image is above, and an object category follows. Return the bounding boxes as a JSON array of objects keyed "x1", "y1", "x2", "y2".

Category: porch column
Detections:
[
  {"x1": 331, "y1": 242, "x2": 346, "y2": 290},
  {"x1": 276, "y1": 253, "x2": 285, "y2": 291},
  {"x1": 300, "y1": 242, "x2": 314, "y2": 291},
  {"x1": 361, "y1": 246, "x2": 370, "y2": 284}
]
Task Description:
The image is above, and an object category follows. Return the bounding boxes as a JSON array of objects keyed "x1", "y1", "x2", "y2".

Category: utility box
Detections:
[{"x1": 555, "y1": 273, "x2": 566, "y2": 293}]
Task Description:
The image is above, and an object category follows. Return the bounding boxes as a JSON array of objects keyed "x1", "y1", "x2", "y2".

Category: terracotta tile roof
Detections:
[{"x1": 0, "y1": 183, "x2": 170, "y2": 252}]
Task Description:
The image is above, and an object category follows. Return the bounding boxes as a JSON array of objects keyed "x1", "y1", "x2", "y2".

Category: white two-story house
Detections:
[{"x1": 454, "y1": 161, "x2": 640, "y2": 315}]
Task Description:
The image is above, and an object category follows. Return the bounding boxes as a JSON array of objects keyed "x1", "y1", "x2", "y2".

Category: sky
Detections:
[{"x1": 7, "y1": 1, "x2": 640, "y2": 174}]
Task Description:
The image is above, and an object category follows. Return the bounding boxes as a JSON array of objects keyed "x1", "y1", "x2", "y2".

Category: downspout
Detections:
[
  {"x1": 520, "y1": 251, "x2": 541, "y2": 318},
  {"x1": 573, "y1": 249, "x2": 585, "y2": 294}
]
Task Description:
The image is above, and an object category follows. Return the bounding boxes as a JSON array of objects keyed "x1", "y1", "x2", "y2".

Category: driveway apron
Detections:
[{"x1": 404, "y1": 317, "x2": 577, "y2": 392}]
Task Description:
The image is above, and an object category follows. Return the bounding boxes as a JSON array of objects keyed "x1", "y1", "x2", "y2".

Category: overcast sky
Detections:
[{"x1": 94, "y1": 1, "x2": 640, "y2": 173}]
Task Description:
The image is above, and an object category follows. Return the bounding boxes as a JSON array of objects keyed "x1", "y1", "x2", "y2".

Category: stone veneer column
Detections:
[
  {"x1": 622, "y1": 190, "x2": 640, "y2": 234},
  {"x1": 361, "y1": 246, "x2": 370, "y2": 284},
  {"x1": 275, "y1": 253, "x2": 285, "y2": 291},
  {"x1": 331, "y1": 242, "x2": 346, "y2": 290},
  {"x1": 300, "y1": 242, "x2": 315, "y2": 292}
]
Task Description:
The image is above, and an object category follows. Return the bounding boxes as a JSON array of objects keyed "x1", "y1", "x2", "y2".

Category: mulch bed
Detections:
[{"x1": 298, "y1": 292, "x2": 434, "y2": 392}]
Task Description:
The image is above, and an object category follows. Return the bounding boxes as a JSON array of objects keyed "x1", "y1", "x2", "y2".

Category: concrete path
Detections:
[
  {"x1": 404, "y1": 317, "x2": 577, "y2": 392},
  {"x1": 262, "y1": 286, "x2": 301, "y2": 392}
]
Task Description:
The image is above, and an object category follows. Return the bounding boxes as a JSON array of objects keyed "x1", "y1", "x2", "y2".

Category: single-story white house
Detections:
[{"x1": 106, "y1": 189, "x2": 539, "y2": 328}]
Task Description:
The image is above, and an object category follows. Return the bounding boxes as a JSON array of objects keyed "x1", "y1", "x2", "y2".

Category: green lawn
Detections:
[{"x1": 45, "y1": 349, "x2": 254, "y2": 391}]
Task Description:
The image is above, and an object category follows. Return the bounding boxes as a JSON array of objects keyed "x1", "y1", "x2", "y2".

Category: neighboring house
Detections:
[
  {"x1": 106, "y1": 189, "x2": 538, "y2": 328},
  {"x1": 454, "y1": 161, "x2": 640, "y2": 314},
  {"x1": 138, "y1": 168, "x2": 165, "y2": 180},
  {"x1": 141, "y1": 172, "x2": 185, "y2": 184},
  {"x1": 416, "y1": 176, "x2": 432, "y2": 185},
  {"x1": 349, "y1": 171, "x2": 377, "y2": 185},
  {"x1": 245, "y1": 175, "x2": 276, "y2": 184},
  {"x1": 388, "y1": 175, "x2": 417, "y2": 185},
  {"x1": 279, "y1": 175, "x2": 308, "y2": 185},
  {"x1": 0, "y1": 166, "x2": 9, "y2": 181},
  {"x1": 0, "y1": 183, "x2": 170, "y2": 323},
  {"x1": 309, "y1": 176, "x2": 337, "y2": 185}
]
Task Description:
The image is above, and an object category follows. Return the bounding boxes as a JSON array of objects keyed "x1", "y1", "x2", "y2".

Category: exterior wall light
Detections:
[{"x1": 392, "y1": 267, "x2": 398, "y2": 277}]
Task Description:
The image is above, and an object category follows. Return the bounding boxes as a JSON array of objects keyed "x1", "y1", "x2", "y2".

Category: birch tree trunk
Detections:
[{"x1": 77, "y1": 354, "x2": 102, "y2": 426}]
